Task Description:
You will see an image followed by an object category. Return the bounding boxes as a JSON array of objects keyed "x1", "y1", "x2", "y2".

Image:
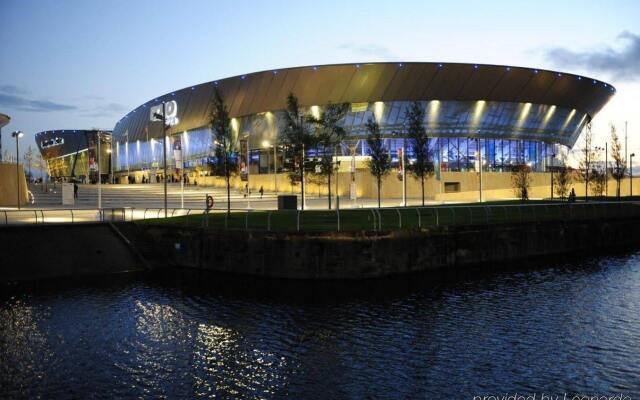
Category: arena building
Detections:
[{"x1": 110, "y1": 62, "x2": 614, "y2": 198}]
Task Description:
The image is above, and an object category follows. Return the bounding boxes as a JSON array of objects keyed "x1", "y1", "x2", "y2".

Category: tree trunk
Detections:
[
  {"x1": 585, "y1": 171, "x2": 589, "y2": 202},
  {"x1": 328, "y1": 172, "x2": 332, "y2": 210},
  {"x1": 421, "y1": 175, "x2": 425, "y2": 206},
  {"x1": 225, "y1": 151, "x2": 230, "y2": 215},
  {"x1": 377, "y1": 176, "x2": 381, "y2": 208},
  {"x1": 300, "y1": 155, "x2": 304, "y2": 210}
]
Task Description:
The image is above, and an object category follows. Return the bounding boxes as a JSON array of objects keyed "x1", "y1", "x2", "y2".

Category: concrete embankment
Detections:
[
  {"x1": 2, "y1": 216, "x2": 639, "y2": 282},
  {"x1": 0, "y1": 223, "x2": 145, "y2": 282},
  {"x1": 123, "y1": 216, "x2": 640, "y2": 279}
]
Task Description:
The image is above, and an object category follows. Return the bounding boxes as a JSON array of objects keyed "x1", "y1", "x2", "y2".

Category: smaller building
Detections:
[
  {"x1": 0, "y1": 113, "x2": 10, "y2": 162},
  {"x1": 35, "y1": 129, "x2": 112, "y2": 183}
]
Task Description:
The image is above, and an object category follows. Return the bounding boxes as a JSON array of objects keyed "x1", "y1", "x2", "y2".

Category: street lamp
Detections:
[
  {"x1": 153, "y1": 105, "x2": 169, "y2": 218},
  {"x1": 550, "y1": 152, "x2": 556, "y2": 201},
  {"x1": 630, "y1": 153, "x2": 635, "y2": 198},
  {"x1": 595, "y1": 145, "x2": 607, "y2": 198},
  {"x1": 261, "y1": 139, "x2": 277, "y2": 193},
  {"x1": 106, "y1": 147, "x2": 113, "y2": 184},
  {"x1": 11, "y1": 131, "x2": 24, "y2": 209}
]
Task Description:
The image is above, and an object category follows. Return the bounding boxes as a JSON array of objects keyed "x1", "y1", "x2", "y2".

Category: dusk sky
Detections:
[{"x1": 1, "y1": 0, "x2": 639, "y2": 163}]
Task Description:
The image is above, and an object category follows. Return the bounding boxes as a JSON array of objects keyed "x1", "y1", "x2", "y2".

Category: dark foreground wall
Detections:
[
  {"x1": 2, "y1": 217, "x2": 639, "y2": 282},
  {"x1": 0, "y1": 223, "x2": 144, "y2": 282},
  {"x1": 125, "y1": 217, "x2": 640, "y2": 280}
]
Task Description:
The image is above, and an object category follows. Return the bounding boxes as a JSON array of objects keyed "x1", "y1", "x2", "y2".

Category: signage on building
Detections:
[
  {"x1": 173, "y1": 137, "x2": 182, "y2": 172},
  {"x1": 150, "y1": 100, "x2": 179, "y2": 126}
]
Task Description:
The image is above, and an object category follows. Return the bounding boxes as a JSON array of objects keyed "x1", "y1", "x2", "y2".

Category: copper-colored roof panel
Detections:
[
  {"x1": 516, "y1": 70, "x2": 555, "y2": 104},
  {"x1": 273, "y1": 69, "x2": 302, "y2": 110},
  {"x1": 431, "y1": 64, "x2": 473, "y2": 100},
  {"x1": 248, "y1": 72, "x2": 276, "y2": 114},
  {"x1": 366, "y1": 63, "x2": 399, "y2": 101},
  {"x1": 182, "y1": 83, "x2": 214, "y2": 130},
  {"x1": 458, "y1": 67, "x2": 506, "y2": 101},
  {"x1": 341, "y1": 63, "x2": 390, "y2": 103},
  {"x1": 113, "y1": 62, "x2": 615, "y2": 143},
  {"x1": 391, "y1": 63, "x2": 430, "y2": 101},
  {"x1": 324, "y1": 65, "x2": 357, "y2": 104},
  {"x1": 293, "y1": 67, "x2": 327, "y2": 107}
]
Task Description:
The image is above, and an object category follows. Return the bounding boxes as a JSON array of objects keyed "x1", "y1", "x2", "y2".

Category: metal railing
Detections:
[
  {"x1": 151, "y1": 201, "x2": 640, "y2": 233},
  {"x1": 3, "y1": 202, "x2": 639, "y2": 233}
]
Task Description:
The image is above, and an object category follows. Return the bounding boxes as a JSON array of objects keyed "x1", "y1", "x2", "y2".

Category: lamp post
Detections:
[
  {"x1": 605, "y1": 142, "x2": 608, "y2": 197},
  {"x1": 595, "y1": 146, "x2": 606, "y2": 198},
  {"x1": 153, "y1": 103, "x2": 168, "y2": 218},
  {"x1": 106, "y1": 147, "x2": 113, "y2": 184},
  {"x1": 97, "y1": 131, "x2": 102, "y2": 209},
  {"x1": 477, "y1": 138, "x2": 483, "y2": 203},
  {"x1": 550, "y1": 152, "x2": 556, "y2": 201},
  {"x1": 631, "y1": 153, "x2": 635, "y2": 198},
  {"x1": 12, "y1": 131, "x2": 24, "y2": 209}
]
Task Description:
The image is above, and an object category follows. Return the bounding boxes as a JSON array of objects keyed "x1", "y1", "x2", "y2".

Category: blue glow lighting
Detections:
[{"x1": 534, "y1": 69, "x2": 539, "y2": 74}]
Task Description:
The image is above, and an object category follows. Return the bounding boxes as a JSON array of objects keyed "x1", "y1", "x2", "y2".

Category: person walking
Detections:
[
  {"x1": 259, "y1": 185, "x2": 264, "y2": 199},
  {"x1": 73, "y1": 182, "x2": 78, "y2": 199}
]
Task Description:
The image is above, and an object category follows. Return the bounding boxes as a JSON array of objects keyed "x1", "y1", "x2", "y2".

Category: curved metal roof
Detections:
[
  {"x1": 113, "y1": 62, "x2": 615, "y2": 142},
  {"x1": 0, "y1": 113, "x2": 10, "y2": 129}
]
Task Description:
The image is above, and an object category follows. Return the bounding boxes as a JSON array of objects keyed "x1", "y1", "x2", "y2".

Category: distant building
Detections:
[
  {"x1": 35, "y1": 129, "x2": 111, "y2": 182},
  {"x1": 0, "y1": 113, "x2": 10, "y2": 162}
]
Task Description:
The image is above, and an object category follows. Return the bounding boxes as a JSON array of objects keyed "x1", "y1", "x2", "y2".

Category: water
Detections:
[{"x1": 1, "y1": 252, "x2": 640, "y2": 399}]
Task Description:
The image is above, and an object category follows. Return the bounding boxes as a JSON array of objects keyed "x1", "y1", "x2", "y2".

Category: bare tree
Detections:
[
  {"x1": 365, "y1": 118, "x2": 391, "y2": 208},
  {"x1": 405, "y1": 101, "x2": 434, "y2": 206},
  {"x1": 23, "y1": 145, "x2": 34, "y2": 182},
  {"x1": 609, "y1": 123, "x2": 626, "y2": 199},
  {"x1": 590, "y1": 167, "x2": 606, "y2": 197},
  {"x1": 280, "y1": 93, "x2": 317, "y2": 210},
  {"x1": 511, "y1": 164, "x2": 532, "y2": 201},
  {"x1": 553, "y1": 155, "x2": 573, "y2": 200},
  {"x1": 308, "y1": 102, "x2": 349, "y2": 209},
  {"x1": 209, "y1": 88, "x2": 236, "y2": 215},
  {"x1": 578, "y1": 121, "x2": 596, "y2": 201}
]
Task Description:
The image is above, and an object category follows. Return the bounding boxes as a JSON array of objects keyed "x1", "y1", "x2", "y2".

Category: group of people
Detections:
[{"x1": 243, "y1": 183, "x2": 265, "y2": 199}]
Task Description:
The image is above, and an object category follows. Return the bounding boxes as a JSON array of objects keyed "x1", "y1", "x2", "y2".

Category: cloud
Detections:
[
  {"x1": 81, "y1": 102, "x2": 129, "y2": 118},
  {"x1": 545, "y1": 31, "x2": 640, "y2": 81},
  {"x1": 0, "y1": 85, "x2": 127, "y2": 117},
  {"x1": 0, "y1": 84, "x2": 29, "y2": 95},
  {"x1": 0, "y1": 92, "x2": 77, "y2": 112},
  {"x1": 337, "y1": 43, "x2": 398, "y2": 60}
]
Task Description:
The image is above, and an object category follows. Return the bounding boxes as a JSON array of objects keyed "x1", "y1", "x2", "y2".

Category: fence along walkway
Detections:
[
  {"x1": 159, "y1": 202, "x2": 640, "y2": 233},
  {"x1": 3, "y1": 202, "x2": 639, "y2": 232}
]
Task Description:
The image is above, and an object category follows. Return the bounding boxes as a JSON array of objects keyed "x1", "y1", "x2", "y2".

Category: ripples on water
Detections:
[{"x1": 1, "y1": 252, "x2": 640, "y2": 399}]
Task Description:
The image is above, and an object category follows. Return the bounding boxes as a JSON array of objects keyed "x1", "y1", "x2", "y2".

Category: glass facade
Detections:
[{"x1": 113, "y1": 100, "x2": 583, "y2": 176}]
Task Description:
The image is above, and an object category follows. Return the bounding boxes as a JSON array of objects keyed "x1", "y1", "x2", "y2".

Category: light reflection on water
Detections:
[{"x1": 1, "y1": 251, "x2": 640, "y2": 399}]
